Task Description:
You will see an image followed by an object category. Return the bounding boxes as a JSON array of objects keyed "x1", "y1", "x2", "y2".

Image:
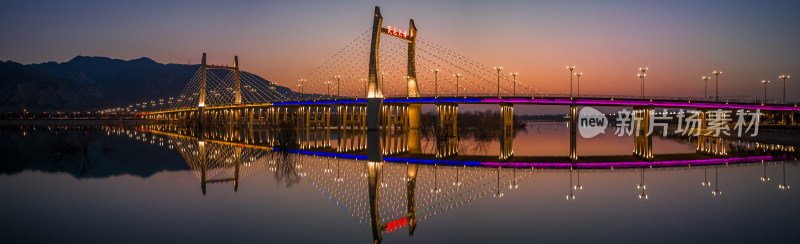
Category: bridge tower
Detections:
[
  {"x1": 369, "y1": 6, "x2": 423, "y2": 149},
  {"x1": 197, "y1": 53, "x2": 242, "y2": 125},
  {"x1": 369, "y1": 6, "x2": 420, "y2": 98}
]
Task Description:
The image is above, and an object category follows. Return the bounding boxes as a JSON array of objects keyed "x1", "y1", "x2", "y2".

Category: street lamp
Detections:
[
  {"x1": 761, "y1": 80, "x2": 771, "y2": 104},
  {"x1": 701, "y1": 167, "x2": 711, "y2": 187},
  {"x1": 361, "y1": 78, "x2": 368, "y2": 96},
  {"x1": 454, "y1": 73, "x2": 462, "y2": 97},
  {"x1": 333, "y1": 75, "x2": 342, "y2": 98},
  {"x1": 432, "y1": 69, "x2": 440, "y2": 97},
  {"x1": 712, "y1": 70, "x2": 722, "y2": 102},
  {"x1": 779, "y1": 161, "x2": 791, "y2": 190},
  {"x1": 760, "y1": 161, "x2": 770, "y2": 182},
  {"x1": 494, "y1": 167, "x2": 504, "y2": 198},
  {"x1": 567, "y1": 66, "x2": 575, "y2": 97},
  {"x1": 779, "y1": 75, "x2": 790, "y2": 104},
  {"x1": 324, "y1": 80, "x2": 332, "y2": 97},
  {"x1": 702, "y1": 76, "x2": 711, "y2": 99},
  {"x1": 712, "y1": 165, "x2": 722, "y2": 196},
  {"x1": 494, "y1": 66, "x2": 504, "y2": 97},
  {"x1": 431, "y1": 165, "x2": 441, "y2": 194},
  {"x1": 637, "y1": 168, "x2": 647, "y2": 200},
  {"x1": 298, "y1": 78, "x2": 306, "y2": 100},
  {"x1": 269, "y1": 86, "x2": 278, "y2": 101},
  {"x1": 575, "y1": 72, "x2": 583, "y2": 97},
  {"x1": 509, "y1": 169, "x2": 519, "y2": 189},
  {"x1": 567, "y1": 168, "x2": 575, "y2": 200},
  {"x1": 510, "y1": 72, "x2": 518, "y2": 96},
  {"x1": 638, "y1": 67, "x2": 648, "y2": 99}
]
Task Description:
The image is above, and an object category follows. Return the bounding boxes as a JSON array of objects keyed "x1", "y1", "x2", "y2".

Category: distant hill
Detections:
[{"x1": 0, "y1": 56, "x2": 293, "y2": 112}]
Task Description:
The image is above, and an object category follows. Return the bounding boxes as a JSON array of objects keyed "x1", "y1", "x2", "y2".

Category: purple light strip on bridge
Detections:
[
  {"x1": 481, "y1": 155, "x2": 789, "y2": 169},
  {"x1": 481, "y1": 98, "x2": 799, "y2": 111}
]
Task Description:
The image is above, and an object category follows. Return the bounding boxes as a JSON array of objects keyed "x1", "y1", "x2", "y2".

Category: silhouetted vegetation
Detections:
[
  {"x1": 48, "y1": 128, "x2": 97, "y2": 175},
  {"x1": 269, "y1": 120, "x2": 299, "y2": 151}
]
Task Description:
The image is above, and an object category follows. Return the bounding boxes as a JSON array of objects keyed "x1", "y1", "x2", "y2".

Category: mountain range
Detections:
[{"x1": 0, "y1": 56, "x2": 291, "y2": 112}]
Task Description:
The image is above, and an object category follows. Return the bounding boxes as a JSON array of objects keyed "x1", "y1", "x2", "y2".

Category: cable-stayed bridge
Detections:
[{"x1": 104, "y1": 6, "x2": 798, "y2": 163}]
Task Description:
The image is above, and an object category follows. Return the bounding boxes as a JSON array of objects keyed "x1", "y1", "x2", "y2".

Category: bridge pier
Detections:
[
  {"x1": 263, "y1": 106, "x2": 299, "y2": 147},
  {"x1": 338, "y1": 105, "x2": 367, "y2": 152},
  {"x1": 633, "y1": 106, "x2": 653, "y2": 160},
  {"x1": 367, "y1": 98, "x2": 383, "y2": 130},
  {"x1": 406, "y1": 164, "x2": 418, "y2": 236},
  {"x1": 404, "y1": 103, "x2": 421, "y2": 154},
  {"x1": 436, "y1": 103, "x2": 458, "y2": 158},
  {"x1": 569, "y1": 104, "x2": 578, "y2": 162},
  {"x1": 298, "y1": 105, "x2": 332, "y2": 149},
  {"x1": 367, "y1": 161, "x2": 383, "y2": 244},
  {"x1": 500, "y1": 104, "x2": 514, "y2": 161},
  {"x1": 382, "y1": 104, "x2": 409, "y2": 155},
  {"x1": 695, "y1": 109, "x2": 728, "y2": 157}
]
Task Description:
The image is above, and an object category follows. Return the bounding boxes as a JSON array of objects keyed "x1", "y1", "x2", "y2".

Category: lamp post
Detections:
[
  {"x1": 712, "y1": 165, "x2": 722, "y2": 196},
  {"x1": 567, "y1": 168, "x2": 575, "y2": 200},
  {"x1": 432, "y1": 69, "x2": 440, "y2": 97},
  {"x1": 638, "y1": 67, "x2": 648, "y2": 99},
  {"x1": 702, "y1": 76, "x2": 711, "y2": 99},
  {"x1": 779, "y1": 161, "x2": 791, "y2": 190},
  {"x1": 324, "y1": 81, "x2": 332, "y2": 97},
  {"x1": 701, "y1": 167, "x2": 711, "y2": 187},
  {"x1": 298, "y1": 79, "x2": 306, "y2": 100},
  {"x1": 761, "y1": 80, "x2": 771, "y2": 104},
  {"x1": 333, "y1": 75, "x2": 341, "y2": 98},
  {"x1": 637, "y1": 168, "x2": 647, "y2": 200},
  {"x1": 269, "y1": 86, "x2": 278, "y2": 101},
  {"x1": 712, "y1": 70, "x2": 722, "y2": 102},
  {"x1": 494, "y1": 167, "x2": 504, "y2": 198},
  {"x1": 494, "y1": 66, "x2": 503, "y2": 97},
  {"x1": 361, "y1": 78, "x2": 368, "y2": 96},
  {"x1": 567, "y1": 66, "x2": 575, "y2": 97},
  {"x1": 509, "y1": 168, "x2": 519, "y2": 190},
  {"x1": 454, "y1": 73, "x2": 462, "y2": 97},
  {"x1": 761, "y1": 161, "x2": 770, "y2": 182},
  {"x1": 575, "y1": 72, "x2": 583, "y2": 97},
  {"x1": 779, "y1": 75, "x2": 790, "y2": 104},
  {"x1": 510, "y1": 72, "x2": 518, "y2": 96}
]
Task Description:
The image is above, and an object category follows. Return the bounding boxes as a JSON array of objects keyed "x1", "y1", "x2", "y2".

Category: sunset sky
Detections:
[{"x1": 2, "y1": 0, "x2": 799, "y2": 102}]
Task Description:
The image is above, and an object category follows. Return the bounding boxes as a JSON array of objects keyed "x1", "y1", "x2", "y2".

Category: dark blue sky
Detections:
[{"x1": 2, "y1": 0, "x2": 799, "y2": 100}]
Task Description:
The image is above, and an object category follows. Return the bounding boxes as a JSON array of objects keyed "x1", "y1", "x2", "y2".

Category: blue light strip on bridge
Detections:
[{"x1": 272, "y1": 99, "x2": 368, "y2": 105}]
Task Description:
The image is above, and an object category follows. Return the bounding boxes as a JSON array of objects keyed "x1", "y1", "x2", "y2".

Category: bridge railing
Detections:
[{"x1": 129, "y1": 93, "x2": 796, "y2": 115}]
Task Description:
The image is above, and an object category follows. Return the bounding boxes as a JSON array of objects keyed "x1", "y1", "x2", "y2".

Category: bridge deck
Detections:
[{"x1": 144, "y1": 96, "x2": 799, "y2": 115}]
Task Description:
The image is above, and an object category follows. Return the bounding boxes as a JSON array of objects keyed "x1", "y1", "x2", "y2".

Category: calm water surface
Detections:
[{"x1": 1, "y1": 123, "x2": 798, "y2": 243}]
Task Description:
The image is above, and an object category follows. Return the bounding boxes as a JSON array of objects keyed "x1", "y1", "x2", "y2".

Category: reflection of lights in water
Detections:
[
  {"x1": 779, "y1": 162, "x2": 791, "y2": 190},
  {"x1": 712, "y1": 166, "x2": 722, "y2": 196}
]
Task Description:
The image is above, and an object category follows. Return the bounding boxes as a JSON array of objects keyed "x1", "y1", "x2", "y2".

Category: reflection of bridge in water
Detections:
[{"x1": 107, "y1": 125, "x2": 797, "y2": 243}]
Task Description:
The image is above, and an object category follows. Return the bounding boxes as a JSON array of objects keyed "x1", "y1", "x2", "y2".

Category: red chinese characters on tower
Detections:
[{"x1": 385, "y1": 25, "x2": 408, "y2": 39}]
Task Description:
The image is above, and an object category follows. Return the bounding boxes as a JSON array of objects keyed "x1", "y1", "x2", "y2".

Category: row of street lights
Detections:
[
  {"x1": 566, "y1": 66, "x2": 585, "y2": 97},
  {"x1": 300, "y1": 68, "x2": 789, "y2": 102},
  {"x1": 566, "y1": 66, "x2": 793, "y2": 103}
]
